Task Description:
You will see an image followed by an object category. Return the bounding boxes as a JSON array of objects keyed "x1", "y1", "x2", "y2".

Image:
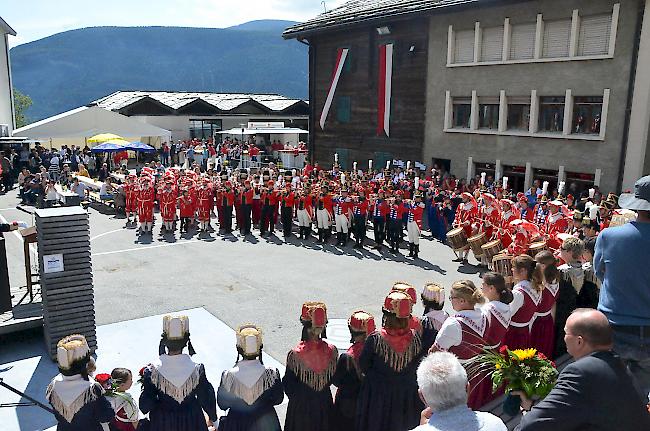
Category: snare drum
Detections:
[
  {"x1": 468, "y1": 232, "x2": 488, "y2": 258},
  {"x1": 528, "y1": 241, "x2": 548, "y2": 258},
  {"x1": 446, "y1": 227, "x2": 468, "y2": 251},
  {"x1": 481, "y1": 239, "x2": 504, "y2": 261},
  {"x1": 492, "y1": 254, "x2": 513, "y2": 286}
]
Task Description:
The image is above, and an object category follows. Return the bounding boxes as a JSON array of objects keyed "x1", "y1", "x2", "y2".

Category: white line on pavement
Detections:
[
  {"x1": 90, "y1": 229, "x2": 124, "y2": 242},
  {"x1": 0, "y1": 207, "x2": 16, "y2": 211},
  {"x1": 92, "y1": 238, "x2": 209, "y2": 256}
]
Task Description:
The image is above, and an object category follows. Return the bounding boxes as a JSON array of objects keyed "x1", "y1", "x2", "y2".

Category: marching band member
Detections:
[
  {"x1": 217, "y1": 181, "x2": 235, "y2": 233},
  {"x1": 531, "y1": 251, "x2": 560, "y2": 358},
  {"x1": 370, "y1": 189, "x2": 389, "y2": 251},
  {"x1": 452, "y1": 192, "x2": 478, "y2": 262},
  {"x1": 498, "y1": 199, "x2": 517, "y2": 248},
  {"x1": 544, "y1": 200, "x2": 569, "y2": 250},
  {"x1": 217, "y1": 324, "x2": 283, "y2": 431},
  {"x1": 332, "y1": 310, "x2": 376, "y2": 430},
  {"x1": 251, "y1": 173, "x2": 263, "y2": 228},
  {"x1": 283, "y1": 302, "x2": 338, "y2": 431},
  {"x1": 196, "y1": 180, "x2": 213, "y2": 233},
  {"x1": 567, "y1": 210, "x2": 584, "y2": 238},
  {"x1": 387, "y1": 191, "x2": 406, "y2": 255},
  {"x1": 405, "y1": 191, "x2": 425, "y2": 258},
  {"x1": 357, "y1": 291, "x2": 424, "y2": 431},
  {"x1": 533, "y1": 195, "x2": 549, "y2": 226},
  {"x1": 137, "y1": 176, "x2": 155, "y2": 234},
  {"x1": 124, "y1": 175, "x2": 138, "y2": 225},
  {"x1": 296, "y1": 187, "x2": 313, "y2": 240},
  {"x1": 333, "y1": 187, "x2": 352, "y2": 246},
  {"x1": 260, "y1": 180, "x2": 278, "y2": 236},
  {"x1": 315, "y1": 185, "x2": 333, "y2": 243},
  {"x1": 504, "y1": 255, "x2": 543, "y2": 350},
  {"x1": 431, "y1": 280, "x2": 489, "y2": 409},
  {"x1": 351, "y1": 189, "x2": 369, "y2": 249},
  {"x1": 507, "y1": 219, "x2": 540, "y2": 256},
  {"x1": 178, "y1": 189, "x2": 194, "y2": 233},
  {"x1": 239, "y1": 180, "x2": 254, "y2": 236},
  {"x1": 480, "y1": 193, "x2": 501, "y2": 240},
  {"x1": 516, "y1": 192, "x2": 534, "y2": 221},
  {"x1": 46, "y1": 334, "x2": 114, "y2": 430},
  {"x1": 139, "y1": 315, "x2": 218, "y2": 431},
  {"x1": 159, "y1": 180, "x2": 177, "y2": 233},
  {"x1": 280, "y1": 183, "x2": 295, "y2": 238}
]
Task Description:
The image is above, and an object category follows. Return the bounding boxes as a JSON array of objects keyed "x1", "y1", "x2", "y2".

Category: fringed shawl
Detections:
[
  {"x1": 46, "y1": 375, "x2": 103, "y2": 423},
  {"x1": 150, "y1": 356, "x2": 202, "y2": 404},
  {"x1": 374, "y1": 330, "x2": 422, "y2": 372},
  {"x1": 286, "y1": 341, "x2": 338, "y2": 391},
  {"x1": 220, "y1": 368, "x2": 280, "y2": 405}
]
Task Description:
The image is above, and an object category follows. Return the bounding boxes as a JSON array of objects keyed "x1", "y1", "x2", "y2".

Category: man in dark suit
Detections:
[{"x1": 517, "y1": 309, "x2": 650, "y2": 430}]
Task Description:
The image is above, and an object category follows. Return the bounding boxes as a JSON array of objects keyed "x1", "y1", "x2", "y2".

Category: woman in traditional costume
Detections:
[
  {"x1": 420, "y1": 282, "x2": 449, "y2": 349},
  {"x1": 283, "y1": 301, "x2": 338, "y2": 431},
  {"x1": 504, "y1": 255, "x2": 543, "y2": 350},
  {"x1": 139, "y1": 315, "x2": 218, "y2": 431},
  {"x1": 432, "y1": 280, "x2": 490, "y2": 409},
  {"x1": 332, "y1": 310, "x2": 376, "y2": 430},
  {"x1": 45, "y1": 334, "x2": 114, "y2": 430},
  {"x1": 531, "y1": 251, "x2": 560, "y2": 358},
  {"x1": 390, "y1": 282, "x2": 422, "y2": 334},
  {"x1": 356, "y1": 291, "x2": 423, "y2": 431},
  {"x1": 217, "y1": 324, "x2": 283, "y2": 431}
]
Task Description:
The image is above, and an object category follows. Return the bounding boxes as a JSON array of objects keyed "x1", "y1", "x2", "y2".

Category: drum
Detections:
[
  {"x1": 492, "y1": 254, "x2": 513, "y2": 285},
  {"x1": 481, "y1": 239, "x2": 504, "y2": 261},
  {"x1": 468, "y1": 232, "x2": 488, "y2": 258},
  {"x1": 446, "y1": 227, "x2": 468, "y2": 251},
  {"x1": 528, "y1": 241, "x2": 548, "y2": 257}
]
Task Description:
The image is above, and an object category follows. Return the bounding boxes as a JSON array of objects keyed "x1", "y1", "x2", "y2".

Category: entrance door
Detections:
[
  {"x1": 335, "y1": 148, "x2": 350, "y2": 170},
  {"x1": 373, "y1": 152, "x2": 393, "y2": 171}
]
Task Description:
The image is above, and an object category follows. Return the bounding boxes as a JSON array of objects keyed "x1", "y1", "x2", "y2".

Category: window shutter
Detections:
[
  {"x1": 510, "y1": 23, "x2": 536, "y2": 60},
  {"x1": 542, "y1": 19, "x2": 571, "y2": 58},
  {"x1": 578, "y1": 14, "x2": 612, "y2": 56},
  {"x1": 454, "y1": 29, "x2": 475, "y2": 63},
  {"x1": 481, "y1": 26, "x2": 504, "y2": 62}
]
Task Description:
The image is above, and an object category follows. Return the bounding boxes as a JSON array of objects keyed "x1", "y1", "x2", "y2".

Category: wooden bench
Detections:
[
  {"x1": 483, "y1": 353, "x2": 573, "y2": 430},
  {"x1": 87, "y1": 191, "x2": 114, "y2": 208}
]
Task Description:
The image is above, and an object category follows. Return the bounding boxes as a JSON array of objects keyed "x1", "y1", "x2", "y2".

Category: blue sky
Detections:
[{"x1": 2, "y1": 0, "x2": 346, "y2": 47}]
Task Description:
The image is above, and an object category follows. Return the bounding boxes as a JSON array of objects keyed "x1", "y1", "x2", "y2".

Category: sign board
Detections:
[
  {"x1": 248, "y1": 122, "x2": 285, "y2": 129},
  {"x1": 43, "y1": 254, "x2": 64, "y2": 274}
]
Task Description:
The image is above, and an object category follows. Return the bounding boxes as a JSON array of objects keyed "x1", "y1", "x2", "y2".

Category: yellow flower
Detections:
[
  {"x1": 512, "y1": 348, "x2": 537, "y2": 361},
  {"x1": 495, "y1": 363, "x2": 502, "y2": 370}
]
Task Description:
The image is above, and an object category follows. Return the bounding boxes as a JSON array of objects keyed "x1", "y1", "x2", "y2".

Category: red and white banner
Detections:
[
  {"x1": 319, "y1": 48, "x2": 349, "y2": 130},
  {"x1": 377, "y1": 43, "x2": 394, "y2": 137}
]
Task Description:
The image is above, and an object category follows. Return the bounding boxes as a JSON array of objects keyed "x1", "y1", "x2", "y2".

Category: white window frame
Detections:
[
  {"x1": 446, "y1": 3, "x2": 620, "y2": 68},
  {"x1": 443, "y1": 88, "x2": 610, "y2": 141}
]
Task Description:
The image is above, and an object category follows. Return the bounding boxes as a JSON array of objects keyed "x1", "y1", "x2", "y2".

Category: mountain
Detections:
[
  {"x1": 228, "y1": 20, "x2": 298, "y2": 32},
  {"x1": 9, "y1": 21, "x2": 306, "y2": 122}
]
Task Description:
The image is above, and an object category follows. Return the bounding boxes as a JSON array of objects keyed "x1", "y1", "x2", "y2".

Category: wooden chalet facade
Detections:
[{"x1": 284, "y1": 3, "x2": 432, "y2": 169}]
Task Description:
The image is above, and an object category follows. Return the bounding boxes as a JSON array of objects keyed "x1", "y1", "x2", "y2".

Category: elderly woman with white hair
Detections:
[{"x1": 412, "y1": 352, "x2": 506, "y2": 431}]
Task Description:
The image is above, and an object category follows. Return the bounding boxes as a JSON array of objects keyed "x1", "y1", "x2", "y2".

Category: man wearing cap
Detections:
[
  {"x1": 568, "y1": 211, "x2": 584, "y2": 238},
  {"x1": 387, "y1": 191, "x2": 406, "y2": 254},
  {"x1": 544, "y1": 200, "x2": 568, "y2": 250},
  {"x1": 594, "y1": 175, "x2": 650, "y2": 398},
  {"x1": 533, "y1": 195, "x2": 549, "y2": 226},
  {"x1": 260, "y1": 181, "x2": 278, "y2": 236},
  {"x1": 333, "y1": 188, "x2": 352, "y2": 246},
  {"x1": 280, "y1": 183, "x2": 295, "y2": 238},
  {"x1": 238, "y1": 179, "x2": 254, "y2": 236}
]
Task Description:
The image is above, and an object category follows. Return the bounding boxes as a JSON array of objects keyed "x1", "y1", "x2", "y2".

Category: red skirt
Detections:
[
  {"x1": 467, "y1": 370, "x2": 494, "y2": 410},
  {"x1": 531, "y1": 314, "x2": 555, "y2": 358},
  {"x1": 503, "y1": 326, "x2": 531, "y2": 350}
]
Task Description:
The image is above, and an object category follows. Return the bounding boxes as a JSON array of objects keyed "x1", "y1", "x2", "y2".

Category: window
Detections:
[
  {"x1": 189, "y1": 119, "x2": 222, "y2": 140},
  {"x1": 538, "y1": 96, "x2": 565, "y2": 132},
  {"x1": 478, "y1": 97, "x2": 499, "y2": 129},
  {"x1": 336, "y1": 96, "x2": 351, "y2": 123},
  {"x1": 507, "y1": 97, "x2": 531, "y2": 130},
  {"x1": 454, "y1": 29, "x2": 475, "y2": 63},
  {"x1": 452, "y1": 97, "x2": 472, "y2": 128},
  {"x1": 578, "y1": 14, "x2": 612, "y2": 56},
  {"x1": 510, "y1": 22, "x2": 536, "y2": 60},
  {"x1": 542, "y1": 19, "x2": 571, "y2": 58},
  {"x1": 481, "y1": 26, "x2": 503, "y2": 62},
  {"x1": 572, "y1": 96, "x2": 603, "y2": 134}
]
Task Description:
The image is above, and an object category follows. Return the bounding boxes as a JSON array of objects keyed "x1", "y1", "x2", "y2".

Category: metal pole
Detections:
[{"x1": 0, "y1": 378, "x2": 55, "y2": 414}]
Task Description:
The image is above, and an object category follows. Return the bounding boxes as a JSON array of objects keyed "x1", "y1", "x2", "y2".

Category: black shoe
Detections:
[
  {"x1": 414, "y1": 245, "x2": 419, "y2": 258},
  {"x1": 408, "y1": 243, "x2": 414, "y2": 257},
  {"x1": 317, "y1": 229, "x2": 323, "y2": 243},
  {"x1": 452, "y1": 257, "x2": 464, "y2": 262}
]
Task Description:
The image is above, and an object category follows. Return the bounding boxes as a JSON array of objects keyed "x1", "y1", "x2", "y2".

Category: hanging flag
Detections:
[
  {"x1": 377, "y1": 43, "x2": 394, "y2": 137},
  {"x1": 319, "y1": 48, "x2": 349, "y2": 130}
]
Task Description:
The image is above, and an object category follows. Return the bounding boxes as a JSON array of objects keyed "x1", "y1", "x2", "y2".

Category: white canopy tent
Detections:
[
  {"x1": 13, "y1": 106, "x2": 172, "y2": 148},
  {"x1": 218, "y1": 127, "x2": 309, "y2": 135}
]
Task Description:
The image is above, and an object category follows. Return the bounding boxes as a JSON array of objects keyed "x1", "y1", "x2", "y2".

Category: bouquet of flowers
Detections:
[
  {"x1": 94, "y1": 373, "x2": 118, "y2": 394},
  {"x1": 476, "y1": 345, "x2": 558, "y2": 399}
]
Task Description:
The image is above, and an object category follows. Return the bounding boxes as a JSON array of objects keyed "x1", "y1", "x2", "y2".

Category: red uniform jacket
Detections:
[
  {"x1": 387, "y1": 202, "x2": 406, "y2": 220},
  {"x1": 240, "y1": 188, "x2": 254, "y2": 205},
  {"x1": 281, "y1": 191, "x2": 295, "y2": 208},
  {"x1": 217, "y1": 190, "x2": 235, "y2": 207},
  {"x1": 370, "y1": 199, "x2": 388, "y2": 218},
  {"x1": 352, "y1": 200, "x2": 368, "y2": 217},
  {"x1": 297, "y1": 195, "x2": 314, "y2": 217},
  {"x1": 179, "y1": 195, "x2": 194, "y2": 218},
  {"x1": 406, "y1": 202, "x2": 425, "y2": 229},
  {"x1": 261, "y1": 189, "x2": 278, "y2": 206}
]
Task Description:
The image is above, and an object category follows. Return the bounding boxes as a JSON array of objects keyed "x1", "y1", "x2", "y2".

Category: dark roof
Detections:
[
  {"x1": 93, "y1": 91, "x2": 308, "y2": 114},
  {"x1": 0, "y1": 16, "x2": 16, "y2": 36},
  {"x1": 283, "y1": 0, "x2": 481, "y2": 38}
]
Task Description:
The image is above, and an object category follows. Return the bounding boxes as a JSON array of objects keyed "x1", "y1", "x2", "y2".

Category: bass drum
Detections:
[{"x1": 446, "y1": 227, "x2": 468, "y2": 251}]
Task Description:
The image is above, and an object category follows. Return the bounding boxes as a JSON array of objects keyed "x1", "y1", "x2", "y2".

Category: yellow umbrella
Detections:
[{"x1": 87, "y1": 133, "x2": 125, "y2": 143}]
